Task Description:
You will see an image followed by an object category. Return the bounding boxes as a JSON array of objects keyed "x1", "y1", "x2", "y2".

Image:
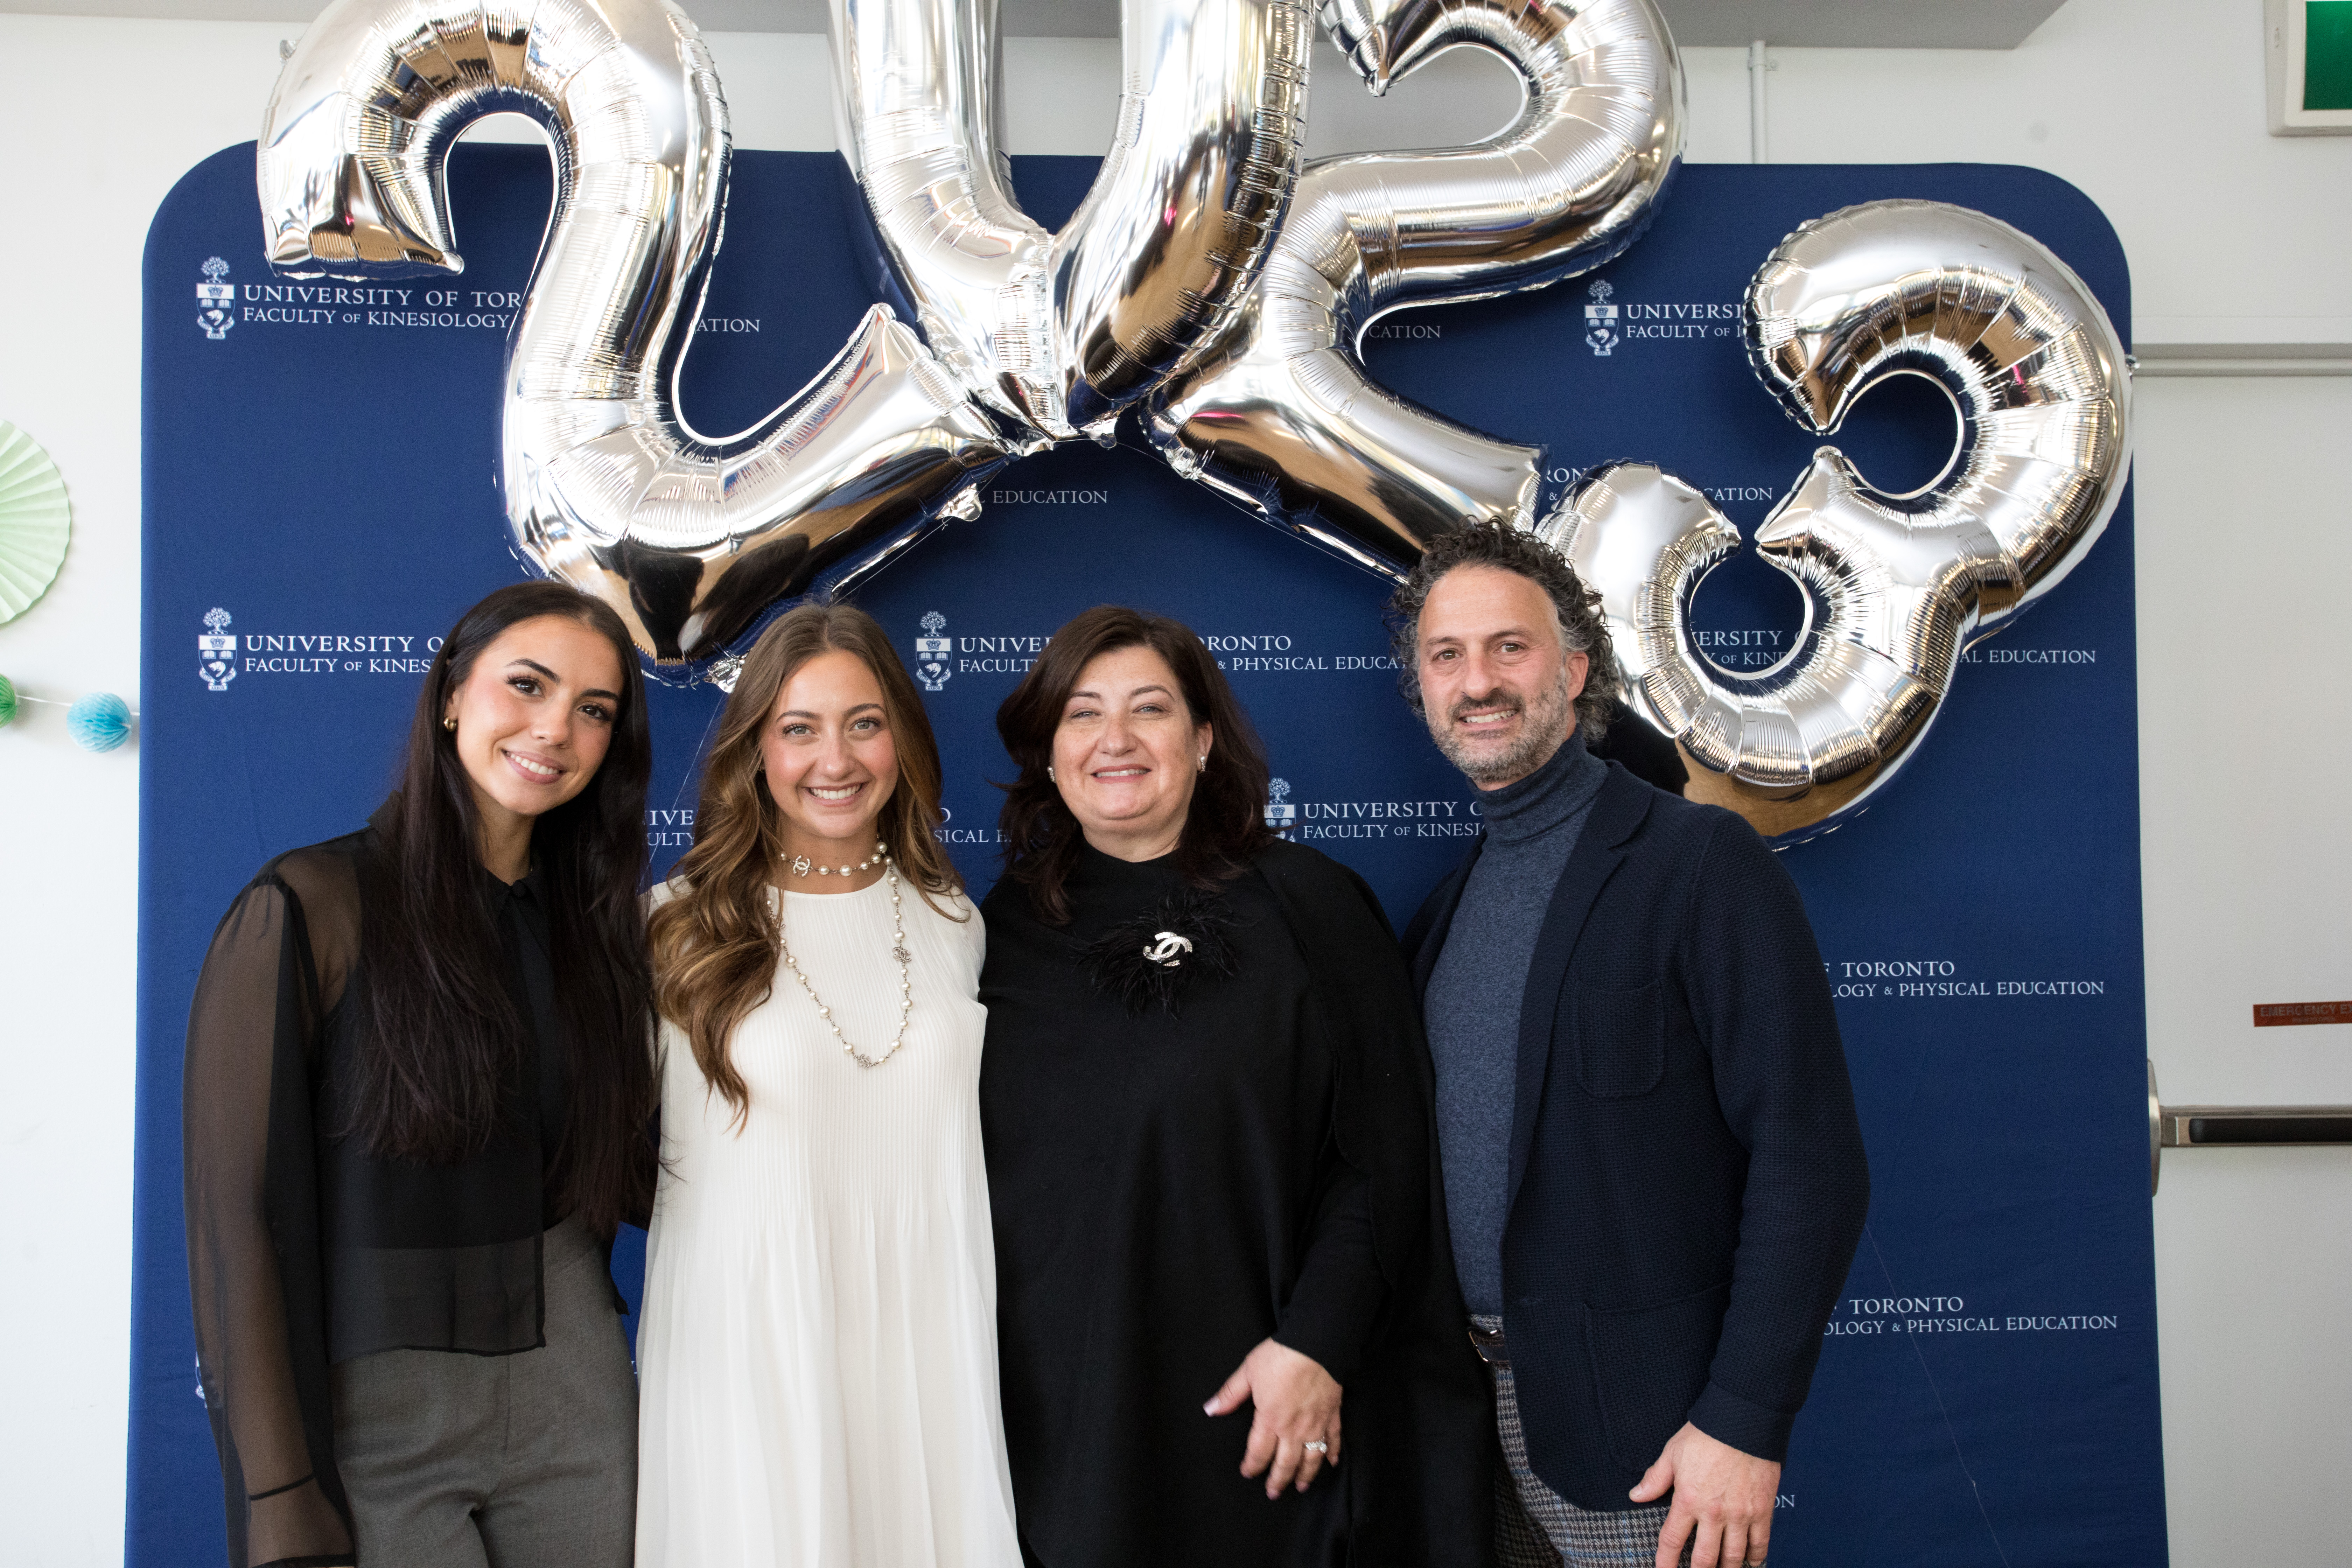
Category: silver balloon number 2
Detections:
[
  {"x1": 260, "y1": 0, "x2": 1309, "y2": 663},
  {"x1": 1149, "y1": 0, "x2": 1684, "y2": 566},
  {"x1": 257, "y1": 0, "x2": 2129, "y2": 842}
]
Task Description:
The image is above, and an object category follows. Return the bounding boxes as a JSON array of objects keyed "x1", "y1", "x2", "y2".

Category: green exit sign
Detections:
[
  {"x1": 2308, "y1": 2, "x2": 2352, "y2": 107},
  {"x1": 2269, "y1": 0, "x2": 2352, "y2": 132}
]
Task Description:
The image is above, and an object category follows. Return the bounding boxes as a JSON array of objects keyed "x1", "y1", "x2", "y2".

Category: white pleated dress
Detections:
[{"x1": 635, "y1": 877, "x2": 1021, "y2": 1568}]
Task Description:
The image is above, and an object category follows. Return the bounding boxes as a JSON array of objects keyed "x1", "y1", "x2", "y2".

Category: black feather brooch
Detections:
[{"x1": 1079, "y1": 884, "x2": 1241, "y2": 1017}]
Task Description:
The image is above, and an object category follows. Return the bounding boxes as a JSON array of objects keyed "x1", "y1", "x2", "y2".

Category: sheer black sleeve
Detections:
[{"x1": 184, "y1": 858, "x2": 358, "y2": 1568}]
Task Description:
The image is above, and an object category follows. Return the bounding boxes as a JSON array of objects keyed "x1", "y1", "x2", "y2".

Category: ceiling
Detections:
[{"x1": 6, "y1": 0, "x2": 2072, "y2": 48}]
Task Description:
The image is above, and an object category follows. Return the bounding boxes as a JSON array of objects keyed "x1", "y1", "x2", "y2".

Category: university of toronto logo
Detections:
[
  {"x1": 1583, "y1": 280, "x2": 1619, "y2": 357},
  {"x1": 197, "y1": 258, "x2": 235, "y2": 341},
  {"x1": 1264, "y1": 778, "x2": 1296, "y2": 834},
  {"x1": 198, "y1": 607, "x2": 237, "y2": 691},
  {"x1": 914, "y1": 611, "x2": 952, "y2": 693}
]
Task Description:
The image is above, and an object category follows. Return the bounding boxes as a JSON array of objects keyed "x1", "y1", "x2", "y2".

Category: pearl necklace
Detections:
[
  {"x1": 785, "y1": 841, "x2": 889, "y2": 879},
  {"x1": 776, "y1": 862, "x2": 914, "y2": 1069}
]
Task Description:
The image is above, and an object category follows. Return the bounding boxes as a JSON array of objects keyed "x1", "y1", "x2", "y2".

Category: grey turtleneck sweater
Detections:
[{"x1": 1424, "y1": 734, "x2": 1610, "y2": 1316}]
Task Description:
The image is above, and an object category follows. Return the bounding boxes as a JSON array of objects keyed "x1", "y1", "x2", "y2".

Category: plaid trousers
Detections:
[{"x1": 1473, "y1": 1315, "x2": 1722, "y2": 1568}]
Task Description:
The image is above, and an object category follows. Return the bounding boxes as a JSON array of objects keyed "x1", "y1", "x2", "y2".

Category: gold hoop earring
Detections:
[{"x1": 442, "y1": 714, "x2": 457, "y2": 732}]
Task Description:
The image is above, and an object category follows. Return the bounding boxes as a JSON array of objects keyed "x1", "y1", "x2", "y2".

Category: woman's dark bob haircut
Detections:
[{"x1": 995, "y1": 605, "x2": 1274, "y2": 924}]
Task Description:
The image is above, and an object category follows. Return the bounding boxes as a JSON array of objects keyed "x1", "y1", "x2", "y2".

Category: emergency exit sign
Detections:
[
  {"x1": 2254, "y1": 1000, "x2": 2352, "y2": 1028},
  {"x1": 2268, "y1": 0, "x2": 2352, "y2": 132}
]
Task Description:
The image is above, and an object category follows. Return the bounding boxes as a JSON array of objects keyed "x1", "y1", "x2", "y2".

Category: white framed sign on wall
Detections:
[{"x1": 2267, "y1": 0, "x2": 2352, "y2": 132}]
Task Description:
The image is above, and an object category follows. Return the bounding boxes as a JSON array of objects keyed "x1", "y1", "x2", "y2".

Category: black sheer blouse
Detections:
[{"x1": 183, "y1": 801, "x2": 579, "y2": 1568}]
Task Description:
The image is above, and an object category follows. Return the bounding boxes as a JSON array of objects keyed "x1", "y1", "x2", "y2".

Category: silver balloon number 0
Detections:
[{"x1": 257, "y1": 0, "x2": 2130, "y2": 842}]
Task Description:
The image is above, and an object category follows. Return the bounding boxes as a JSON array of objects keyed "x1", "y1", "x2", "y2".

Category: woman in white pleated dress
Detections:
[{"x1": 637, "y1": 602, "x2": 1020, "y2": 1568}]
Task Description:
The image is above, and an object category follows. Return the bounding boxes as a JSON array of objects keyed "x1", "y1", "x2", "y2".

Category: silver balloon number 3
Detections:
[
  {"x1": 1542, "y1": 204, "x2": 2130, "y2": 841},
  {"x1": 258, "y1": 0, "x2": 2130, "y2": 844}
]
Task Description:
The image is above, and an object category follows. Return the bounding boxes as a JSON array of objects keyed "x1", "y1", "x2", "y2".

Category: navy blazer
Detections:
[{"x1": 1402, "y1": 763, "x2": 1869, "y2": 1510}]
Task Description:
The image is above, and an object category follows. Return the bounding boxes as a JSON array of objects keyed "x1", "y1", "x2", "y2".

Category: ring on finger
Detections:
[{"x1": 1302, "y1": 1439, "x2": 1329, "y2": 1455}]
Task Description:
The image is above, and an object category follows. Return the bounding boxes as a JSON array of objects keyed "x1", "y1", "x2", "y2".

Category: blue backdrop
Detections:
[{"x1": 135, "y1": 141, "x2": 2162, "y2": 1566}]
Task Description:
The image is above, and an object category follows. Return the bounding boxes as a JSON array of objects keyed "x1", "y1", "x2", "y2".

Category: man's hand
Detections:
[
  {"x1": 1203, "y1": 1338, "x2": 1343, "y2": 1497},
  {"x1": 1630, "y1": 1422, "x2": 1779, "y2": 1568}
]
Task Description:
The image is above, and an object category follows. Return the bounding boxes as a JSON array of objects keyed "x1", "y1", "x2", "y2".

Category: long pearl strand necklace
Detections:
[{"x1": 776, "y1": 843, "x2": 913, "y2": 1069}]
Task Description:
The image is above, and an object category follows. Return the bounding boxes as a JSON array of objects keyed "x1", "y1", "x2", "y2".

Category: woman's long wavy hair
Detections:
[
  {"x1": 996, "y1": 604, "x2": 1274, "y2": 924},
  {"x1": 649, "y1": 602, "x2": 962, "y2": 1125},
  {"x1": 343, "y1": 581, "x2": 658, "y2": 1237}
]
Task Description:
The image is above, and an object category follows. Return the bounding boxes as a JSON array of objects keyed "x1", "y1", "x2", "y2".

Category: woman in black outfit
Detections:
[
  {"x1": 182, "y1": 581, "x2": 657, "y2": 1568},
  {"x1": 978, "y1": 605, "x2": 1493, "y2": 1568}
]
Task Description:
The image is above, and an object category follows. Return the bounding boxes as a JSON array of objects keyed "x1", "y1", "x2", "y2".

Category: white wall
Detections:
[
  {"x1": 2, "y1": 2, "x2": 2345, "y2": 1563},
  {"x1": 1693, "y1": 4, "x2": 2352, "y2": 345},
  {"x1": 2134, "y1": 376, "x2": 2352, "y2": 1567},
  {"x1": 0, "y1": 22, "x2": 287, "y2": 1568}
]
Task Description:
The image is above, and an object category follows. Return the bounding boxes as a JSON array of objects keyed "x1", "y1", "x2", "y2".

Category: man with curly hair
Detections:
[{"x1": 1391, "y1": 522, "x2": 1870, "y2": 1568}]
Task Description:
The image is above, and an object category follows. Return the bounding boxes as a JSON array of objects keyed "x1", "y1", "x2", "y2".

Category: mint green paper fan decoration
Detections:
[{"x1": 0, "y1": 421, "x2": 72, "y2": 624}]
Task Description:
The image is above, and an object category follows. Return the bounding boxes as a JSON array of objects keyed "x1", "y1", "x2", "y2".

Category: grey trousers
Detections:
[
  {"x1": 1475, "y1": 1315, "x2": 1708, "y2": 1568},
  {"x1": 331, "y1": 1217, "x2": 637, "y2": 1568}
]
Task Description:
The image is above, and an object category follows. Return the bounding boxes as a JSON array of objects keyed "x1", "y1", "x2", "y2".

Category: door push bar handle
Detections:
[{"x1": 2148, "y1": 1063, "x2": 2352, "y2": 1194}]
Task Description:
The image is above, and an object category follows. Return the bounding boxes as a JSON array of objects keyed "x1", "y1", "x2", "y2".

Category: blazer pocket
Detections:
[
  {"x1": 1573, "y1": 978, "x2": 1666, "y2": 1099},
  {"x1": 1583, "y1": 1279, "x2": 1731, "y2": 1476}
]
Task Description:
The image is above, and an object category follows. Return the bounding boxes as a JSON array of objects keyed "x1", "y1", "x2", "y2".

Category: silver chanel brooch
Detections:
[{"x1": 1142, "y1": 931, "x2": 1195, "y2": 969}]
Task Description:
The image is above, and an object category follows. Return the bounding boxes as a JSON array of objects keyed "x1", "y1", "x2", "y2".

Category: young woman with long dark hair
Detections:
[
  {"x1": 183, "y1": 581, "x2": 659, "y2": 1568},
  {"x1": 635, "y1": 601, "x2": 1019, "y2": 1567}
]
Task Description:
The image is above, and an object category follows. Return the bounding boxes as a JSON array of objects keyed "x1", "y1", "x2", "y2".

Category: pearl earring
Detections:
[
  {"x1": 1196, "y1": 754, "x2": 1206, "y2": 773},
  {"x1": 1046, "y1": 766, "x2": 1056, "y2": 783}
]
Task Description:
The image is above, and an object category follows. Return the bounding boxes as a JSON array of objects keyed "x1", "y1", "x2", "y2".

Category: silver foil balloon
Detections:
[
  {"x1": 260, "y1": 0, "x2": 1314, "y2": 665},
  {"x1": 830, "y1": 0, "x2": 1311, "y2": 441},
  {"x1": 1539, "y1": 202, "x2": 2132, "y2": 843},
  {"x1": 1146, "y1": 0, "x2": 1682, "y2": 570},
  {"x1": 260, "y1": 0, "x2": 1017, "y2": 665}
]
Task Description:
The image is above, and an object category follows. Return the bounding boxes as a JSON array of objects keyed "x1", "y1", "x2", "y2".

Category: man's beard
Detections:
[{"x1": 1432, "y1": 666, "x2": 1575, "y2": 785}]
